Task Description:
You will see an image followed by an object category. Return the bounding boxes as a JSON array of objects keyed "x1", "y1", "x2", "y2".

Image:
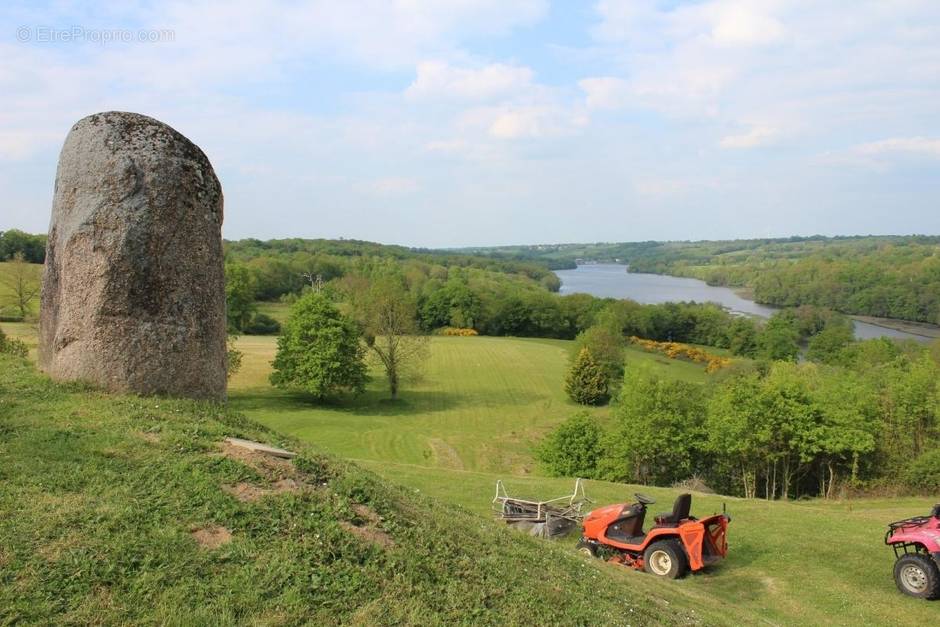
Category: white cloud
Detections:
[
  {"x1": 363, "y1": 176, "x2": 420, "y2": 196},
  {"x1": 704, "y1": 2, "x2": 786, "y2": 47},
  {"x1": 853, "y1": 136, "x2": 940, "y2": 158},
  {"x1": 579, "y1": 77, "x2": 631, "y2": 110},
  {"x1": 406, "y1": 60, "x2": 533, "y2": 101},
  {"x1": 719, "y1": 125, "x2": 780, "y2": 149}
]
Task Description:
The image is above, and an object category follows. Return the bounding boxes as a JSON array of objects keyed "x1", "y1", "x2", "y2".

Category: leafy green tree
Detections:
[
  {"x1": 602, "y1": 369, "x2": 705, "y2": 485},
  {"x1": 536, "y1": 412, "x2": 602, "y2": 477},
  {"x1": 806, "y1": 319, "x2": 854, "y2": 364},
  {"x1": 757, "y1": 313, "x2": 800, "y2": 361},
  {"x1": 571, "y1": 321, "x2": 625, "y2": 381},
  {"x1": 270, "y1": 292, "x2": 367, "y2": 400},
  {"x1": 225, "y1": 263, "x2": 257, "y2": 333},
  {"x1": 565, "y1": 348, "x2": 610, "y2": 405}
]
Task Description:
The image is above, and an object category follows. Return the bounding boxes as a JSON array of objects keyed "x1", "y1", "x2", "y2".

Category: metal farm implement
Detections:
[{"x1": 493, "y1": 478, "x2": 591, "y2": 538}]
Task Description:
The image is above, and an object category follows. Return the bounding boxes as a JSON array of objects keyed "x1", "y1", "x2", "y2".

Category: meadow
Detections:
[
  {"x1": 224, "y1": 332, "x2": 938, "y2": 625},
  {"x1": 4, "y1": 320, "x2": 939, "y2": 624}
]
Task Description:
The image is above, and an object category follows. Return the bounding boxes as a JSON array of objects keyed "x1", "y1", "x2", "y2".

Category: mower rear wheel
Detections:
[
  {"x1": 575, "y1": 538, "x2": 597, "y2": 558},
  {"x1": 643, "y1": 540, "x2": 687, "y2": 579},
  {"x1": 894, "y1": 554, "x2": 940, "y2": 600}
]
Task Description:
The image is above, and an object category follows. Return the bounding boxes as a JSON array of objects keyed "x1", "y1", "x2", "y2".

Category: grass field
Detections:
[
  {"x1": 1, "y1": 354, "x2": 711, "y2": 625},
  {"x1": 5, "y1": 322, "x2": 940, "y2": 624},
  {"x1": 229, "y1": 335, "x2": 712, "y2": 474}
]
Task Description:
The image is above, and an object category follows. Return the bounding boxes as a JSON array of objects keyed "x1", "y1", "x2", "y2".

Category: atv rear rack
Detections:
[{"x1": 492, "y1": 478, "x2": 592, "y2": 538}]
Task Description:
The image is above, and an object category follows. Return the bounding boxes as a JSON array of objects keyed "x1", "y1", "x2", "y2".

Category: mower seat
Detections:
[
  {"x1": 604, "y1": 503, "x2": 647, "y2": 543},
  {"x1": 653, "y1": 493, "x2": 692, "y2": 527}
]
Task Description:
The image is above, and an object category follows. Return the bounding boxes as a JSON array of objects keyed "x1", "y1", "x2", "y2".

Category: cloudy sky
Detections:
[{"x1": 2, "y1": 1, "x2": 939, "y2": 247}]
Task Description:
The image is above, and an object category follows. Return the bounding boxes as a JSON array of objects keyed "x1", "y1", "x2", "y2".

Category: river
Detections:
[{"x1": 554, "y1": 264, "x2": 932, "y2": 343}]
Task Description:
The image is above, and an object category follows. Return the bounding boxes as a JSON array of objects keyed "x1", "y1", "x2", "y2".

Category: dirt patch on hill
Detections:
[
  {"x1": 341, "y1": 504, "x2": 394, "y2": 548},
  {"x1": 222, "y1": 478, "x2": 303, "y2": 502},
  {"x1": 191, "y1": 525, "x2": 232, "y2": 549},
  {"x1": 217, "y1": 440, "x2": 298, "y2": 481}
]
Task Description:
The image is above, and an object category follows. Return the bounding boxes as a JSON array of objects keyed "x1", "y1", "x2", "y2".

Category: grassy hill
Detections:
[
  {"x1": 0, "y1": 353, "x2": 710, "y2": 625},
  {"x1": 5, "y1": 327, "x2": 939, "y2": 624}
]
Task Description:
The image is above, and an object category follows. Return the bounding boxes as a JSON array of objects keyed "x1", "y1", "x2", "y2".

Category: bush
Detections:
[
  {"x1": 437, "y1": 327, "x2": 478, "y2": 336},
  {"x1": 902, "y1": 449, "x2": 940, "y2": 493},
  {"x1": 270, "y1": 292, "x2": 368, "y2": 400},
  {"x1": 0, "y1": 326, "x2": 28, "y2": 358},
  {"x1": 536, "y1": 412, "x2": 602, "y2": 477},
  {"x1": 565, "y1": 348, "x2": 610, "y2": 405},
  {"x1": 244, "y1": 312, "x2": 281, "y2": 335}
]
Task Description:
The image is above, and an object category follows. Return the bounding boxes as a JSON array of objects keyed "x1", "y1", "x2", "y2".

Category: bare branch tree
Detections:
[
  {"x1": 1, "y1": 252, "x2": 41, "y2": 321},
  {"x1": 353, "y1": 277, "x2": 428, "y2": 399}
]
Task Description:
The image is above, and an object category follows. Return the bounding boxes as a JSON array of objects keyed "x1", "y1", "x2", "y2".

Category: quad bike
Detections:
[
  {"x1": 885, "y1": 503, "x2": 940, "y2": 600},
  {"x1": 576, "y1": 493, "x2": 729, "y2": 578}
]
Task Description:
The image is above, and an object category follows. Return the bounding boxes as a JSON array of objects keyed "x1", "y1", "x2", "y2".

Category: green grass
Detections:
[
  {"x1": 7, "y1": 325, "x2": 938, "y2": 624},
  {"x1": 360, "y1": 462, "x2": 939, "y2": 626},
  {"x1": 0, "y1": 354, "x2": 707, "y2": 625},
  {"x1": 229, "y1": 335, "x2": 712, "y2": 474}
]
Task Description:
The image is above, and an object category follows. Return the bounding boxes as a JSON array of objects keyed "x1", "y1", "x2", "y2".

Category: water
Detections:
[{"x1": 555, "y1": 264, "x2": 932, "y2": 343}]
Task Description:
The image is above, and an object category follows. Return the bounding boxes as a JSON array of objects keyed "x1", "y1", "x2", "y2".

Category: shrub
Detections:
[
  {"x1": 244, "y1": 312, "x2": 281, "y2": 335},
  {"x1": 536, "y1": 412, "x2": 602, "y2": 477},
  {"x1": 0, "y1": 326, "x2": 28, "y2": 358},
  {"x1": 565, "y1": 348, "x2": 610, "y2": 405},
  {"x1": 437, "y1": 327, "x2": 479, "y2": 337},
  {"x1": 902, "y1": 449, "x2": 940, "y2": 493}
]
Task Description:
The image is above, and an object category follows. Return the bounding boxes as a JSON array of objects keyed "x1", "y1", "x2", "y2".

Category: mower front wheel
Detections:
[
  {"x1": 894, "y1": 554, "x2": 940, "y2": 600},
  {"x1": 643, "y1": 540, "x2": 688, "y2": 579},
  {"x1": 575, "y1": 538, "x2": 598, "y2": 558}
]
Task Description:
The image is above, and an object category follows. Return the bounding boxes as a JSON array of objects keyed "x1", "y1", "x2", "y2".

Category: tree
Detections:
[
  {"x1": 536, "y1": 412, "x2": 602, "y2": 477},
  {"x1": 270, "y1": 292, "x2": 367, "y2": 400},
  {"x1": 757, "y1": 313, "x2": 800, "y2": 361},
  {"x1": 225, "y1": 263, "x2": 257, "y2": 333},
  {"x1": 602, "y1": 369, "x2": 705, "y2": 485},
  {"x1": 806, "y1": 320, "x2": 854, "y2": 364},
  {"x1": 356, "y1": 277, "x2": 428, "y2": 399},
  {"x1": 1, "y1": 253, "x2": 41, "y2": 321},
  {"x1": 565, "y1": 348, "x2": 610, "y2": 405},
  {"x1": 572, "y1": 320, "x2": 625, "y2": 381}
]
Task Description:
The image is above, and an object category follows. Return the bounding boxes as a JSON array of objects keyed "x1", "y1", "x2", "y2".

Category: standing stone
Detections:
[{"x1": 39, "y1": 111, "x2": 226, "y2": 400}]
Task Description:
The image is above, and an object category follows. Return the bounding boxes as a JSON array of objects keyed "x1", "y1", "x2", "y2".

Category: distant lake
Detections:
[{"x1": 555, "y1": 264, "x2": 931, "y2": 343}]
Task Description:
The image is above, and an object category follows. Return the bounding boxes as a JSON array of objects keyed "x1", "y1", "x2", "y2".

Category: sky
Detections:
[{"x1": 1, "y1": 1, "x2": 939, "y2": 248}]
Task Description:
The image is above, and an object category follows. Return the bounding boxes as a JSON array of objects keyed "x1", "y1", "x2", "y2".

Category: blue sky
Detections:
[{"x1": 2, "y1": 1, "x2": 939, "y2": 247}]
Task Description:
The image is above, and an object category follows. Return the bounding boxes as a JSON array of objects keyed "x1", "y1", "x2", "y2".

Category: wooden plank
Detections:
[{"x1": 224, "y1": 437, "x2": 297, "y2": 459}]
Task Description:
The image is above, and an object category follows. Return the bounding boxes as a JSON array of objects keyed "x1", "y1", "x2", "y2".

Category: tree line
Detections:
[{"x1": 541, "y1": 336, "x2": 940, "y2": 499}]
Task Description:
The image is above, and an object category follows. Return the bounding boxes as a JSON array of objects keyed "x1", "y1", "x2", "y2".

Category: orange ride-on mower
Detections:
[{"x1": 576, "y1": 493, "x2": 730, "y2": 578}]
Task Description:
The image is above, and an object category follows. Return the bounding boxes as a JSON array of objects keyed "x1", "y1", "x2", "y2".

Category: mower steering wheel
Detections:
[{"x1": 634, "y1": 493, "x2": 656, "y2": 505}]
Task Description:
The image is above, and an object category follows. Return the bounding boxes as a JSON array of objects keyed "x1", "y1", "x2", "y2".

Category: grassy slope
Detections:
[
  {"x1": 229, "y1": 335, "x2": 710, "y2": 474},
  {"x1": 0, "y1": 354, "x2": 705, "y2": 626},
  {"x1": 223, "y1": 334, "x2": 940, "y2": 625},
  {"x1": 365, "y1": 464, "x2": 939, "y2": 626}
]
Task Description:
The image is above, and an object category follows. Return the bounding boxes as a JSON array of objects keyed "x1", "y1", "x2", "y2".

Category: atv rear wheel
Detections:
[
  {"x1": 575, "y1": 538, "x2": 597, "y2": 558},
  {"x1": 643, "y1": 540, "x2": 687, "y2": 579},
  {"x1": 894, "y1": 554, "x2": 940, "y2": 600}
]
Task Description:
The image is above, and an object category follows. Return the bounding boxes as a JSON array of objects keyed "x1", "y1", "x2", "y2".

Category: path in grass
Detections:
[{"x1": 229, "y1": 334, "x2": 710, "y2": 474}]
